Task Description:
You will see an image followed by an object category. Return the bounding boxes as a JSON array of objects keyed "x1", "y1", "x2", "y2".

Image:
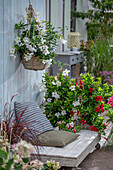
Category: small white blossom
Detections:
[
  {"x1": 41, "y1": 38, "x2": 46, "y2": 44},
  {"x1": 23, "y1": 37, "x2": 29, "y2": 43},
  {"x1": 44, "y1": 49, "x2": 50, "y2": 55},
  {"x1": 39, "y1": 46, "x2": 43, "y2": 51},
  {"x1": 52, "y1": 81, "x2": 56, "y2": 85},
  {"x1": 52, "y1": 92, "x2": 59, "y2": 98},
  {"x1": 47, "y1": 98, "x2": 52, "y2": 102},
  {"x1": 60, "y1": 38, "x2": 67, "y2": 44},
  {"x1": 43, "y1": 45, "x2": 48, "y2": 50},
  {"x1": 56, "y1": 81, "x2": 61, "y2": 86},
  {"x1": 62, "y1": 69, "x2": 70, "y2": 76},
  {"x1": 73, "y1": 101, "x2": 80, "y2": 107},
  {"x1": 69, "y1": 86, "x2": 75, "y2": 91},
  {"x1": 24, "y1": 54, "x2": 31, "y2": 61},
  {"x1": 42, "y1": 60, "x2": 47, "y2": 64},
  {"x1": 61, "y1": 110, "x2": 66, "y2": 116},
  {"x1": 10, "y1": 48, "x2": 15, "y2": 54},
  {"x1": 55, "y1": 112, "x2": 60, "y2": 117},
  {"x1": 15, "y1": 37, "x2": 21, "y2": 44}
]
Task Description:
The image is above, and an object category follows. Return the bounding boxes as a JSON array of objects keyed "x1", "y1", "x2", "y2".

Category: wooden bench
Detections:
[{"x1": 32, "y1": 130, "x2": 101, "y2": 169}]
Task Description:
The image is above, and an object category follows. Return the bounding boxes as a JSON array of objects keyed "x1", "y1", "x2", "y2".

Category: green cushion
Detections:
[{"x1": 38, "y1": 130, "x2": 80, "y2": 147}]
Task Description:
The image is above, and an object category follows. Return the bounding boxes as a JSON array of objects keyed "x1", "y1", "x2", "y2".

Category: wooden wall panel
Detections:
[{"x1": 0, "y1": 0, "x2": 46, "y2": 114}]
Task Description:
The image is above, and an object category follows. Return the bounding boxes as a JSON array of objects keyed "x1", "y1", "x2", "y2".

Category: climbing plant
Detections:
[{"x1": 72, "y1": 0, "x2": 113, "y2": 40}]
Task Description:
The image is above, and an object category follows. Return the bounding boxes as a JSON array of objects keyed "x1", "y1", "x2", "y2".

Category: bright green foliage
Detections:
[
  {"x1": 72, "y1": 0, "x2": 113, "y2": 40},
  {"x1": 42, "y1": 69, "x2": 80, "y2": 129},
  {"x1": 42, "y1": 70, "x2": 112, "y2": 135},
  {"x1": 86, "y1": 34, "x2": 113, "y2": 77}
]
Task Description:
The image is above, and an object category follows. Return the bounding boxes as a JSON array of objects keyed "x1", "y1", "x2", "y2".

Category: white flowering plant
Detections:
[
  {"x1": 41, "y1": 68, "x2": 81, "y2": 132},
  {"x1": 10, "y1": 7, "x2": 66, "y2": 65}
]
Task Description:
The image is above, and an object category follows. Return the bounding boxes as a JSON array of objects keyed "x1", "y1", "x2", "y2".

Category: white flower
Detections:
[
  {"x1": 52, "y1": 92, "x2": 59, "y2": 98},
  {"x1": 19, "y1": 43, "x2": 24, "y2": 47},
  {"x1": 60, "y1": 38, "x2": 67, "y2": 44},
  {"x1": 46, "y1": 59, "x2": 53, "y2": 68},
  {"x1": 39, "y1": 46, "x2": 43, "y2": 51},
  {"x1": 15, "y1": 37, "x2": 21, "y2": 44},
  {"x1": 61, "y1": 110, "x2": 66, "y2": 116},
  {"x1": 41, "y1": 38, "x2": 46, "y2": 44},
  {"x1": 47, "y1": 98, "x2": 52, "y2": 102},
  {"x1": 55, "y1": 112, "x2": 60, "y2": 117},
  {"x1": 56, "y1": 81, "x2": 61, "y2": 86},
  {"x1": 42, "y1": 60, "x2": 47, "y2": 64},
  {"x1": 10, "y1": 48, "x2": 15, "y2": 54},
  {"x1": 62, "y1": 69, "x2": 70, "y2": 76},
  {"x1": 72, "y1": 108, "x2": 77, "y2": 112},
  {"x1": 24, "y1": 54, "x2": 31, "y2": 61},
  {"x1": 66, "y1": 122, "x2": 74, "y2": 128},
  {"x1": 43, "y1": 45, "x2": 48, "y2": 50},
  {"x1": 73, "y1": 101, "x2": 80, "y2": 107},
  {"x1": 44, "y1": 49, "x2": 50, "y2": 55},
  {"x1": 69, "y1": 86, "x2": 75, "y2": 91},
  {"x1": 52, "y1": 81, "x2": 56, "y2": 85},
  {"x1": 23, "y1": 37, "x2": 29, "y2": 43}
]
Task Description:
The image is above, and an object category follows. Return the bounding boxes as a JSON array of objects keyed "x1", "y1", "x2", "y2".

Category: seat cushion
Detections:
[
  {"x1": 37, "y1": 130, "x2": 80, "y2": 147},
  {"x1": 14, "y1": 102, "x2": 53, "y2": 135}
]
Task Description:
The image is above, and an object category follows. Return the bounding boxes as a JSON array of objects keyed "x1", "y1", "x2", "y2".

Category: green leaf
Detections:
[
  {"x1": 0, "y1": 158, "x2": 3, "y2": 164},
  {"x1": 0, "y1": 166, "x2": 5, "y2": 170},
  {"x1": 22, "y1": 158, "x2": 29, "y2": 163},
  {"x1": 5, "y1": 159, "x2": 13, "y2": 170},
  {"x1": 0, "y1": 150, "x2": 7, "y2": 159}
]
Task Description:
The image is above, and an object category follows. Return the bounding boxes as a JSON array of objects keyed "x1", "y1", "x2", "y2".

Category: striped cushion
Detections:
[{"x1": 14, "y1": 102, "x2": 53, "y2": 135}]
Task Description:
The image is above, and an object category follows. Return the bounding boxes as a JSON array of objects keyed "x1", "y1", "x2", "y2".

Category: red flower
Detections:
[
  {"x1": 79, "y1": 115, "x2": 81, "y2": 117},
  {"x1": 95, "y1": 107, "x2": 100, "y2": 113},
  {"x1": 76, "y1": 111, "x2": 80, "y2": 115},
  {"x1": 73, "y1": 129, "x2": 76, "y2": 133},
  {"x1": 99, "y1": 103, "x2": 104, "y2": 109},
  {"x1": 90, "y1": 126, "x2": 99, "y2": 132},
  {"x1": 68, "y1": 124, "x2": 72, "y2": 129},
  {"x1": 70, "y1": 110, "x2": 74, "y2": 116},
  {"x1": 75, "y1": 83, "x2": 78, "y2": 86},
  {"x1": 84, "y1": 112, "x2": 87, "y2": 116},
  {"x1": 89, "y1": 87, "x2": 93, "y2": 93},
  {"x1": 80, "y1": 85, "x2": 83, "y2": 89},
  {"x1": 101, "y1": 108, "x2": 105, "y2": 113},
  {"x1": 94, "y1": 96, "x2": 103, "y2": 101},
  {"x1": 78, "y1": 96, "x2": 81, "y2": 99},
  {"x1": 103, "y1": 123, "x2": 107, "y2": 129},
  {"x1": 104, "y1": 137, "x2": 108, "y2": 140},
  {"x1": 79, "y1": 80, "x2": 83, "y2": 85},
  {"x1": 80, "y1": 119, "x2": 86, "y2": 125}
]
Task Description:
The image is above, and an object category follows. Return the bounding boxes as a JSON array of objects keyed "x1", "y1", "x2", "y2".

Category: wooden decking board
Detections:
[{"x1": 32, "y1": 130, "x2": 101, "y2": 168}]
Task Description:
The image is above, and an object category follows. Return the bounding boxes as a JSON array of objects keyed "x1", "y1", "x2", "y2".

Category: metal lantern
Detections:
[{"x1": 68, "y1": 32, "x2": 80, "y2": 51}]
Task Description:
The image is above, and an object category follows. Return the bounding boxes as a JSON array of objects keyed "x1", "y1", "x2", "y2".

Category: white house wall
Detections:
[
  {"x1": 0, "y1": 0, "x2": 46, "y2": 114},
  {"x1": 76, "y1": 0, "x2": 89, "y2": 41}
]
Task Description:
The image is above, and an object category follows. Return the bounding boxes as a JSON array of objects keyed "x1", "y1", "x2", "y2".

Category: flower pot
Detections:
[{"x1": 21, "y1": 56, "x2": 46, "y2": 71}]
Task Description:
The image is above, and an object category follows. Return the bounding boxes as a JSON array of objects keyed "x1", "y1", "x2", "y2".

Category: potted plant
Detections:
[{"x1": 10, "y1": 4, "x2": 66, "y2": 71}]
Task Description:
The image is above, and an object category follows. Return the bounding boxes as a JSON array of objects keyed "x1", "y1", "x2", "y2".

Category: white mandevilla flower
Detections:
[
  {"x1": 24, "y1": 54, "x2": 31, "y2": 61},
  {"x1": 10, "y1": 48, "x2": 15, "y2": 54},
  {"x1": 44, "y1": 49, "x2": 50, "y2": 55},
  {"x1": 15, "y1": 37, "x2": 21, "y2": 44},
  {"x1": 62, "y1": 69, "x2": 70, "y2": 76},
  {"x1": 60, "y1": 38, "x2": 67, "y2": 44},
  {"x1": 55, "y1": 112, "x2": 60, "y2": 117},
  {"x1": 47, "y1": 98, "x2": 52, "y2": 102},
  {"x1": 43, "y1": 45, "x2": 48, "y2": 50},
  {"x1": 23, "y1": 37, "x2": 29, "y2": 43},
  {"x1": 56, "y1": 81, "x2": 61, "y2": 86},
  {"x1": 52, "y1": 92, "x2": 59, "y2": 98},
  {"x1": 52, "y1": 81, "x2": 56, "y2": 85},
  {"x1": 46, "y1": 59, "x2": 53, "y2": 68},
  {"x1": 41, "y1": 38, "x2": 46, "y2": 44},
  {"x1": 69, "y1": 86, "x2": 75, "y2": 91},
  {"x1": 73, "y1": 101, "x2": 80, "y2": 107},
  {"x1": 61, "y1": 110, "x2": 66, "y2": 116},
  {"x1": 42, "y1": 60, "x2": 47, "y2": 64},
  {"x1": 39, "y1": 46, "x2": 43, "y2": 51}
]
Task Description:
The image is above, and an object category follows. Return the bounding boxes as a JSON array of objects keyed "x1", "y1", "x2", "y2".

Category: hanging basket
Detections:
[{"x1": 21, "y1": 56, "x2": 46, "y2": 71}]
